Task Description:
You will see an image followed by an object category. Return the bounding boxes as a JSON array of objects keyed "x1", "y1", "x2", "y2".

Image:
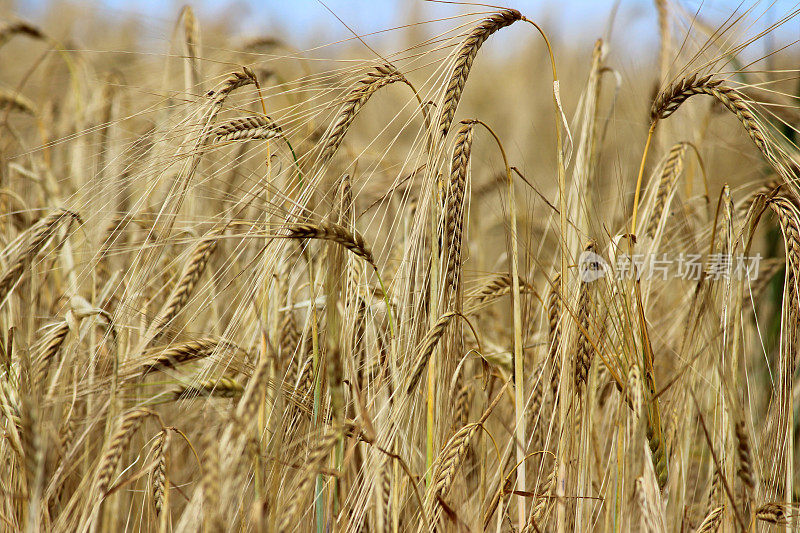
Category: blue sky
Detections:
[{"x1": 16, "y1": 0, "x2": 800, "y2": 54}]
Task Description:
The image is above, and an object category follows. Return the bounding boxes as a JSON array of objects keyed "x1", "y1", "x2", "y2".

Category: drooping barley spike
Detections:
[
  {"x1": 0, "y1": 380, "x2": 23, "y2": 459},
  {"x1": 148, "y1": 228, "x2": 221, "y2": 340},
  {"x1": 235, "y1": 353, "x2": 270, "y2": 430},
  {"x1": 209, "y1": 115, "x2": 282, "y2": 144},
  {"x1": 755, "y1": 502, "x2": 788, "y2": 524},
  {"x1": 207, "y1": 66, "x2": 257, "y2": 106},
  {"x1": 34, "y1": 320, "x2": 70, "y2": 385},
  {"x1": 173, "y1": 377, "x2": 243, "y2": 400},
  {"x1": 466, "y1": 273, "x2": 536, "y2": 306},
  {"x1": 286, "y1": 222, "x2": 374, "y2": 264},
  {"x1": 694, "y1": 506, "x2": 724, "y2": 533},
  {"x1": 532, "y1": 459, "x2": 557, "y2": 526},
  {"x1": 319, "y1": 64, "x2": 404, "y2": 166},
  {"x1": 426, "y1": 385, "x2": 505, "y2": 520},
  {"x1": 546, "y1": 274, "x2": 562, "y2": 397},
  {"x1": 0, "y1": 209, "x2": 81, "y2": 305},
  {"x1": 645, "y1": 399, "x2": 669, "y2": 491},
  {"x1": 0, "y1": 21, "x2": 45, "y2": 47},
  {"x1": 150, "y1": 430, "x2": 169, "y2": 516},
  {"x1": 139, "y1": 338, "x2": 220, "y2": 377},
  {"x1": 527, "y1": 358, "x2": 547, "y2": 448},
  {"x1": 769, "y1": 195, "x2": 800, "y2": 365},
  {"x1": 651, "y1": 74, "x2": 720, "y2": 122},
  {"x1": 380, "y1": 461, "x2": 392, "y2": 528},
  {"x1": 645, "y1": 142, "x2": 688, "y2": 237},
  {"x1": 769, "y1": 196, "x2": 800, "y2": 272},
  {"x1": 295, "y1": 355, "x2": 315, "y2": 396},
  {"x1": 426, "y1": 424, "x2": 477, "y2": 517},
  {"x1": 575, "y1": 240, "x2": 598, "y2": 391},
  {"x1": 652, "y1": 75, "x2": 778, "y2": 169},
  {"x1": 438, "y1": 9, "x2": 522, "y2": 140},
  {"x1": 405, "y1": 311, "x2": 458, "y2": 393},
  {"x1": 626, "y1": 363, "x2": 643, "y2": 415},
  {"x1": 453, "y1": 381, "x2": 473, "y2": 429},
  {"x1": 280, "y1": 311, "x2": 302, "y2": 381},
  {"x1": 95, "y1": 408, "x2": 154, "y2": 498},
  {"x1": 443, "y1": 120, "x2": 474, "y2": 303},
  {"x1": 734, "y1": 420, "x2": 755, "y2": 498}
]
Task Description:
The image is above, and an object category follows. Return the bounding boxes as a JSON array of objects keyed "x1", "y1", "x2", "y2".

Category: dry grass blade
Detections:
[{"x1": 0, "y1": 88, "x2": 35, "y2": 115}]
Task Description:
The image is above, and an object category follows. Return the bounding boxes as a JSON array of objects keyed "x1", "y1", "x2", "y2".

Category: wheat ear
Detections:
[
  {"x1": 0, "y1": 209, "x2": 80, "y2": 305},
  {"x1": 575, "y1": 240, "x2": 597, "y2": 391},
  {"x1": 173, "y1": 377, "x2": 243, "y2": 400},
  {"x1": 438, "y1": 9, "x2": 522, "y2": 140},
  {"x1": 319, "y1": 64, "x2": 405, "y2": 166},
  {"x1": 209, "y1": 115, "x2": 282, "y2": 144},
  {"x1": 286, "y1": 222, "x2": 374, "y2": 264},
  {"x1": 95, "y1": 408, "x2": 155, "y2": 498},
  {"x1": 150, "y1": 429, "x2": 169, "y2": 516},
  {"x1": 147, "y1": 229, "x2": 221, "y2": 340},
  {"x1": 645, "y1": 142, "x2": 688, "y2": 238},
  {"x1": 652, "y1": 74, "x2": 777, "y2": 169},
  {"x1": 442, "y1": 120, "x2": 474, "y2": 303},
  {"x1": 139, "y1": 338, "x2": 221, "y2": 377},
  {"x1": 405, "y1": 311, "x2": 458, "y2": 393}
]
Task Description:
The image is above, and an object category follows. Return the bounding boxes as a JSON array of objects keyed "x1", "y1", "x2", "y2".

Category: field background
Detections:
[{"x1": 0, "y1": 1, "x2": 799, "y2": 531}]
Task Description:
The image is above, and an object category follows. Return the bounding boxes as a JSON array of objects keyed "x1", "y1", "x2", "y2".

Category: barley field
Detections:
[{"x1": 0, "y1": 1, "x2": 799, "y2": 531}]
